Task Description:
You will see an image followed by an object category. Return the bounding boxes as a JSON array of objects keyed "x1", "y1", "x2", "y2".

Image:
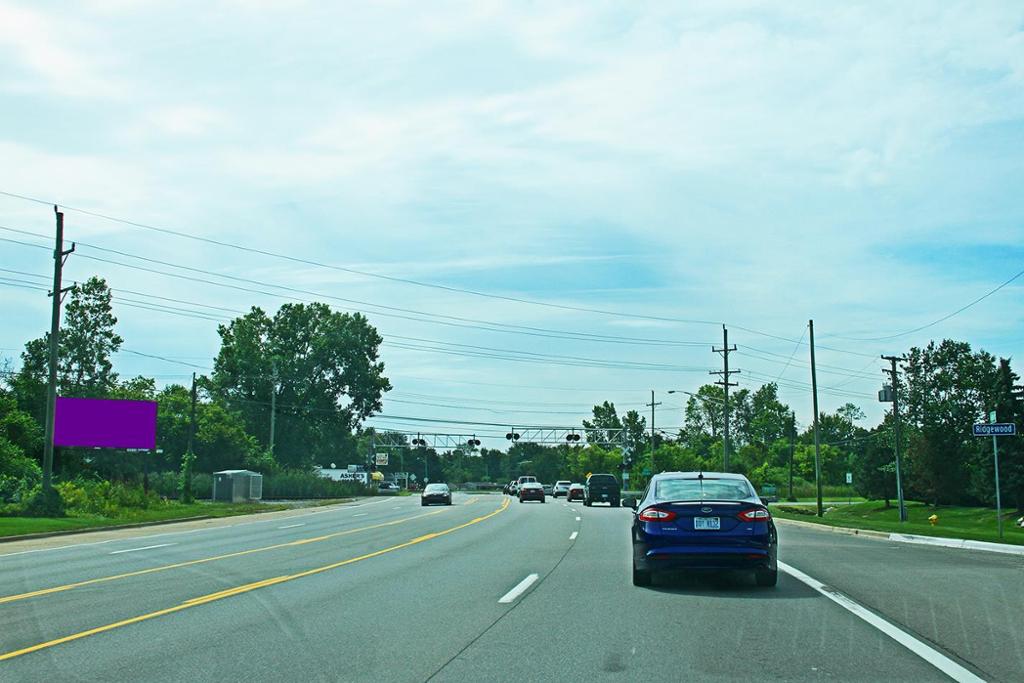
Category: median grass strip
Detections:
[
  {"x1": 772, "y1": 500, "x2": 1024, "y2": 546},
  {"x1": 0, "y1": 501, "x2": 290, "y2": 539}
]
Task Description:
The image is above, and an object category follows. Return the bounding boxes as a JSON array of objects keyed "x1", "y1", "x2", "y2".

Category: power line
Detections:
[
  {"x1": 0, "y1": 193, "x2": 727, "y2": 324},
  {"x1": 0, "y1": 200, "x2": 877, "y2": 354},
  {"x1": 0, "y1": 223, "x2": 717, "y2": 349},
  {"x1": 825, "y1": 265, "x2": 1024, "y2": 342},
  {"x1": 773, "y1": 324, "x2": 806, "y2": 382}
]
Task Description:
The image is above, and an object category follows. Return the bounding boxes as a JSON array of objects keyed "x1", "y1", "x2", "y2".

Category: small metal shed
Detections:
[{"x1": 212, "y1": 469, "x2": 263, "y2": 502}]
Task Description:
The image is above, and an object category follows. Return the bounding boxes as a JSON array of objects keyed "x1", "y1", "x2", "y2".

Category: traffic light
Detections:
[
  {"x1": 412, "y1": 438, "x2": 427, "y2": 447},
  {"x1": 469, "y1": 438, "x2": 482, "y2": 447},
  {"x1": 565, "y1": 433, "x2": 581, "y2": 443},
  {"x1": 506, "y1": 432, "x2": 520, "y2": 441}
]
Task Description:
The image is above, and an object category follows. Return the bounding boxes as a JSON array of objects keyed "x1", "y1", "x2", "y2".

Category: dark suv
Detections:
[{"x1": 584, "y1": 473, "x2": 621, "y2": 507}]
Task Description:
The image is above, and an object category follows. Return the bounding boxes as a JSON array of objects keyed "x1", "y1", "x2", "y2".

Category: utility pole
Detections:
[
  {"x1": 881, "y1": 355, "x2": 908, "y2": 522},
  {"x1": 179, "y1": 371, "x2": 198, "y2": 503},
  {"x1": 711, "y1": 326, "x2": 739, "y2": 471},
  {"x1": 645, "y1": 390, "x2": 661, "y2": 480},
  {"x1": 788, "y1": 410, "x2": 796, "y2": 501},
  {"x1": 187, "y1": 372, "x2": 198, "y2": 453},
  {"x1": 808, "y1": 320, "x2": 823, "y2": 517},
  {"x1": 269, "y1": 362, "x2": 277, "y2": 456},
  {"x1": 41, "y1": 206, "x2": 75, "y2": 493}
]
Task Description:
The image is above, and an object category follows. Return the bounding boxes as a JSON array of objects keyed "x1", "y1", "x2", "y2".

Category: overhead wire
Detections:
[{"x1": 0, "y1": 200, "x2": 881, "y2": 356}]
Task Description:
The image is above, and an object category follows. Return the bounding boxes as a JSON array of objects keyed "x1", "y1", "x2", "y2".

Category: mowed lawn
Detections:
[
  {"x1": 772, "y1": 500, "x2": 1024, "y2": 546},
  {"x1": 0, "y1": 501, "x2": 289, "y2": 538}
]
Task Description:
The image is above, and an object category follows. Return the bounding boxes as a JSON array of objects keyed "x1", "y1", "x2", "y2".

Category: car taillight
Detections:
[
  {"x1": 638, "y1": 508, "x2": 677, "y2": 522},
  {"x1": 738, "y1": 508, "x2": 771, "y2": 522}
]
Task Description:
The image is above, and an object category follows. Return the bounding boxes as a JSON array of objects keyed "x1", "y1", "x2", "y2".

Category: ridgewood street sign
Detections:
[{"x1": 972, "y1": 423, "x2": 1016, "y2": 437}]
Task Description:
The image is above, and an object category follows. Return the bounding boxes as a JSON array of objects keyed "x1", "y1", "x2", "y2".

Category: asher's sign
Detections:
[{"x1": 54, "y1": 397, "x2": 158, "y2": 449}]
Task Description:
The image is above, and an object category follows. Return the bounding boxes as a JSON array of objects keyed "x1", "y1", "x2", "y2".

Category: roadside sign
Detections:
[
  {"x1": 375, "y1": 453, "x2": 389, "y2": 466},
  {"x1": 642, "y1": 467, "x2": 651, "y2": 476},
  {"x1": 409, "y1": 474, "x2": 417, "y2": 481},
  {"x1": 972, "y1": 423, "x2": 1016, "y2": 437},
  {"x1": 845, "y1": 472, "x2": 853, "y2": 485},
  {"x1": 622, "y1": 471, "x2": 630, "y2": 481}
]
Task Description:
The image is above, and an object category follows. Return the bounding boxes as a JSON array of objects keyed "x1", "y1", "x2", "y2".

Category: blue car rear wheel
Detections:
[
  {"x1": 755, "y1": 568, "x2": 778, "y2": 587},
  {"x1": 632, "y1": 561, "x2": 652, "y2": 587}
]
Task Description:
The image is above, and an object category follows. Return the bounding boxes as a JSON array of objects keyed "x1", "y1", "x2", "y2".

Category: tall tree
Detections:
[
  {"x1": 210, "y1": 303, "x2": 390, "y2": 469},
  {"x1": 583, "y1": 401, "x2": 622, "y2": 445},
  {"x1": 680, "y1": 384, "x2": 725, "y2": 456},
  {"x1": 621, "y1": 409, "x2": 647, "y2": 455},
  {"x1": 16, "y1": 276, "x2": 123, "y2": 402},
  {"x1": 901, "y1": 340, "x2": 999, "y2": 506},
  {"x1": 972, "y1": 358, "x2": 1023, "y2": 511}
]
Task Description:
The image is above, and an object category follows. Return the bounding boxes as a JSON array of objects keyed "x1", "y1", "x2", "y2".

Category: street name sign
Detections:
[{"x1": 972, "y1": 423, "x2": 1016, "y2": 437}]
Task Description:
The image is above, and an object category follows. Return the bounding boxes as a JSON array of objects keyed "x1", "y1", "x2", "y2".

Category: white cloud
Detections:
[
  {"x1": 0, "y1": 1, "x2": 125, "y2": 98},
  {"x1": 145, "y1": 106, "x2": 225, "y2": 137}
]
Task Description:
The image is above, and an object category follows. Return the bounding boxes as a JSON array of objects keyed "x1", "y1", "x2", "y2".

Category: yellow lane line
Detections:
[
  {"x1": 0, "y1": 497, "x2": 510, "y2": 662},
  {"x1": 0, "y1": 507, "x2": 450, "y2": 606}
]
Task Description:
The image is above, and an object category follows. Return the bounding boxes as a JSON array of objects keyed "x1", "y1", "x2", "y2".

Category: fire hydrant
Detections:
[{"x1": 928, "y1": 514, "x2": 938, "y2": 526}]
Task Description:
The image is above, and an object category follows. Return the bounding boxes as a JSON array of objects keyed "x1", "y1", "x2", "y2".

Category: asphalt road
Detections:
[{"x1": 1, "y1": 494, "x2": 1020, "y2": 682}]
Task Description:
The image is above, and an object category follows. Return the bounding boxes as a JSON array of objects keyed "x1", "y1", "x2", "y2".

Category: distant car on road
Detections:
[
  {"x1": 421, "y1": 483, "x2": 452, "y2": 506},
  {"x1": 584, "y1": 473, "x2": 621, "y2": 507},
  {"x1": 566, "y1": 483, "x2": 584, "y2": 501},
  {"x1": 518, "y1": 482, "x2": 545, "y2": 503},
  {"x1": 552, "y1": 480, "x2": 571, "y2": 497},
  {"x1": 542, "y1": 484, "x2": 553, "y2": 495},
  {"x1": 626, "y1": 471, "x2": 777, "y2": 588},
  {"x1": 378, "y1": 482, "x2": 399, "y2": 491}
]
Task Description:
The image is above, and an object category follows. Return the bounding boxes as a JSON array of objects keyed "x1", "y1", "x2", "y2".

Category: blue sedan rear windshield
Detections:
[{"x1": 655, "y1": 478, "x2": 753, "y2": 501}]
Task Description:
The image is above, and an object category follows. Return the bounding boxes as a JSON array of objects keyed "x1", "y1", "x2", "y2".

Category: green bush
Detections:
[
  {"x1": 0, "y1": 474, "x2": 33, "y2": 504},
  {"x1": 262, "y1": 470, "x2": 364, "y2": 499},
  {"x1": 47, "y1": 480, "x2": 168, "y2": 517},
  {"x1": 147, "y1": 471, "x2": 179, "y2": 499},
  {"x1": 192, "y1": 473, "x2": 212, "y2": 499},
  {"x1": 22, "y1": 486, "x2": 66, "y2": 517},
  {"x1": 776, "y1": 504, "x2": 817, "y2": 516}
]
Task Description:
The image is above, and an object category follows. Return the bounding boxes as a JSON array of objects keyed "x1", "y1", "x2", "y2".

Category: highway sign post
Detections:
[{"x1": 973, "y1": 413, "x2": 1017, "y2": 540}]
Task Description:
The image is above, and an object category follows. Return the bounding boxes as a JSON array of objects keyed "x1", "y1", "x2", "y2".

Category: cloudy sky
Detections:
[{"x1": 1, "y1": 0, "x2": 1022, "y2": 444}]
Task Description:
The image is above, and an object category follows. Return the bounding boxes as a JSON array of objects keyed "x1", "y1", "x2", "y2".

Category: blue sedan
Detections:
[{"x1": 627, "y1": 472, "x2": 778, "y2": 587}]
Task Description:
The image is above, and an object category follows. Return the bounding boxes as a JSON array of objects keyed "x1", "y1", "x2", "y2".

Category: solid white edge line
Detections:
[
  {"x1": 778, "y1": 561, "x2": 984, "y2": 683},
  {"x1": 109, "y1": 543, "x2": 176, "y2": 555},
  {"x1": 352, "y1": 513, "x2": 368, "y2": 517},
  {"x1": 498, "y1": 573, "x2": 539, "y2": 604},
  {"x1": 277, "y1": 523, "x2": 304, "y2": 529},
  {"x1": 569, "y1": 531, "x2": 578, "y2": 541}
]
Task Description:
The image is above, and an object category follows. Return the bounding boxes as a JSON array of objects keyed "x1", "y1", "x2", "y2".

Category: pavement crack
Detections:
[{"x1": 422, "y1": 510, "x2": 581, "y2": 683}]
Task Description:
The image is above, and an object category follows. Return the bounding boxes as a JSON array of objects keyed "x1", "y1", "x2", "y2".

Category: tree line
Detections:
[{"x1": 2, "y1": 276, "x2": 1022, "y2": 512}]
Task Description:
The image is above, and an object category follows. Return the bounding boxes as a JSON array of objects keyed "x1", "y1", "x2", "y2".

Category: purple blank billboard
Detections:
[{"x1": 54, "y1": 397, "x2": 158, "y2": 449}]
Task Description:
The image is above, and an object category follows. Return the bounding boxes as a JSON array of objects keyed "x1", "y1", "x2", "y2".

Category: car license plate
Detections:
[
  {"x1": 694, "y1": 517, "x2": 720, "y2": 530},
  {"x1": 601, "y1": 493, "x2": 608, "y2": 499}
]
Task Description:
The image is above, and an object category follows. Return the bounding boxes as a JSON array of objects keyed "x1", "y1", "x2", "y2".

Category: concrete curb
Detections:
[
  {"x1": 775, "y1": 517, "x2": 890, "y2": 540},
  {"x1": 777, "y1": 518, "x2": 1024, "y2": 556},
  {"x1": 888, "y1": 532, "x2": 1024, "y2": 556}
]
